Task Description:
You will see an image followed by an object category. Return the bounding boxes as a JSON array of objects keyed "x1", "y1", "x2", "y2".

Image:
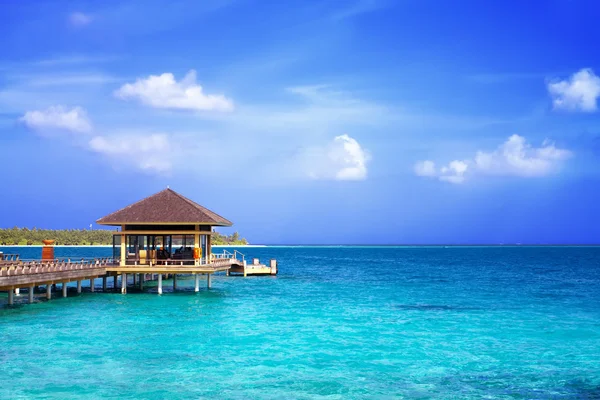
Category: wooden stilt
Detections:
[
  {"x1": 194, "y1": 274, "x2": 200, "y2": 292},
  {"x1": 207, "y1": 273, "x2": 212, "y2": 289},
  {"x1": 62, "y1": 282, "x2": 68, "y2": 298},
  {"x1": 46, "y1": 284, "x2": 52, "y2": 300},
  {"x1": 102, "y1": 276, "x2": 107, "y2": 291},
  {"x1": 77, "y1": 280, "x2": 82, "y2": 294},
  {"x1": 114, "y1": 275, "x2": 118, "y2": 290},
  {"x1": 133, "y1": 274, "x2": 136, "y2": 286},
  {"x1": 121, "y1": 273, "x2": 127, "y2": 294},
  {"x1": 8, "y1": 289, "x2": 14, "y2": 305},
  {"x1": 139, "y1": 274, "x2": 144, "y2": 291},
  {"x1": 173, "y1": 274, "x2": 177, "y2": 291},
  {"x1": 90, "y1": 278, "x2": 95, "y2": 292},
  {"x1": 158, "y1": 274, "x2": 163, "y2": 295},
  {"x1": 29, "y1": 285, "x2": 34, "y2": 303}
]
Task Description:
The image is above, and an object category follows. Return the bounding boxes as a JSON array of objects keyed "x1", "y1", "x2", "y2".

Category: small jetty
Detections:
[
  {"x1": 227, "y1": 257, "x2": 278, "y2": 276},
  {"x1": 1, "y1": 188, "x2": 277, "y2": 306}
]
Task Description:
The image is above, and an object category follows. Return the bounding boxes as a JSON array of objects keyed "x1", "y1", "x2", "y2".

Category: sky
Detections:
[{"x1": 1, "y1": 0, "x2": 600, "y2": 244}]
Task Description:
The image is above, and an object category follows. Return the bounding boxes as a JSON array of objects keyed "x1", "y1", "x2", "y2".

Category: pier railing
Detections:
[
  {"x1": 0, "y1": 253, "x2": 20, "y2": 263},
  {"x1": 212, "y1": 249, "x2": 245, "y2": 261},
  {"x1": 0, "y1": 258, "x2": 115, "y2": 277}
]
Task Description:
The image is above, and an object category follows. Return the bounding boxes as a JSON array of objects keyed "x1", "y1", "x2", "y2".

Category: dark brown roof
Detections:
[{"x1": 96, "y1": 188, "x2": 233, "y2": 226}]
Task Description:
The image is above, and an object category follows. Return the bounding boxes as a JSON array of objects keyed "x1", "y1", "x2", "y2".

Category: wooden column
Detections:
[
  {"x1": 102, "y1": 277, "x2": 107, "y2": 291},
  {"x1": 46, "y1": 284, "x2": 52, "y2": 300},
  {"x1": 194, "y1": 274, "x2": 200, "y2": 292},
  {"x1": 62, "y1": 282, "x2": 68, "y2": 298},
  {"x1": 173, "y1": 274, "x2": 177, "y2": 290},
  {"x1": 120, "y1": 230, "x2": 126, "y2": 266},
  {"x1": 121, "y1": 273, "x2": 127, "y2": 294},
  {"x1": 139, "y1": 274, "x2": 144, "y2": 291},
  {"x1": 28, "y1": 285, "x2": 34, "y2": 304},
  {"x1": 207, "y1": 233, "x2": 211, "y2": 264},
  {"x1": 114, "y1": 275, "x2": 118, "y2": 290},
  {"x1": 8, "y1": 289, "x2": 14, "y2": 305},
  {"x1": 207, "y1": 273, "x2": 212, "y2": 289},
  {"x1": 77, "y1": 280, "x2": 82, "y2": 294},
  {"x1": 90, "y1": 278, "x2": 95, "y2": 292},
  {"x1": 133, "y1": 274, "x2": 137, "y2": 286},
  {"x1": 157, "y1": 274, "x2": 163, "y2": 295}
]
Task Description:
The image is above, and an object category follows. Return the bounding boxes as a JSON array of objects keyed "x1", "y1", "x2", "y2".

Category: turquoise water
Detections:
[{"x1": 1, "y1": 246, "x2": 600, "y2": 399}]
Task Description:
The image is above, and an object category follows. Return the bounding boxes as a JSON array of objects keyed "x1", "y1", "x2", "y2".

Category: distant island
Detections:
[{"x1": 0, "y1": 228, "x2": 248, "y2": 246}]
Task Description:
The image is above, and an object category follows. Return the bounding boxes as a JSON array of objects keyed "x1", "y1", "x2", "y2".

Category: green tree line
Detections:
[
  {"x1": 0, "y1": 227, "x2": 248, "y2": 246},
  {"x1": 212, "y1": 231, "x2": 248, "y2": 246}
]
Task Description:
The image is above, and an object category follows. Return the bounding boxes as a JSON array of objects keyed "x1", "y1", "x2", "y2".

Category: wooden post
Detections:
[
  {"x1": 114, "y1": 275, "x2": 118, "y2": 290},
  {"x1": 77, "y1": 280, "x2": 82, "y2": 294},
  {"x1": 207, "y1": 273, "x2": 212, "y2": 289},
  {"x1": 270, "y1": 259, "x2": 278, "y2": 275},
  {"x1": 139, "y1": 274, "x2": 144, "y2": 291},
  {"x1": 158, "y1": 274, "x2": 163, "y2": 295},
  {"x1": 90, "y1": 278, "x2": 95, "y2": 292},
  {"x1": 121, "y1": 273, "x2": 127, "y2": 294},
  {"x1": 133, "y1": 274, "x2": 137, "y2": 286},
  {"x1": 102, "y1": 276, "x2": 107, "y2": 291},
  {"x1": 120, "y1": 231, "x2": 126, "y2": 266},
  {"x1": 29, "y1": 285, "x2": 34, "y2": 304},
  {"x1": 207, "y1": 234, "x2": 211, "y2": 264},
  {"x1": 243, "y1": 260, "x2": 247, "y2": 277},
  {"x1": 62, "y1": 282, "x2": 68, "y2": 298},
  {"x1": 8, "y1": 289, "x2": 14, "y2": 305},
  {"x1": 194, "y1": 274, "x2": 199, "y2": 292},
  {"x1": 46, "y1": 284, "x2": 52, "y2": 300},
  {"x1": 173, "y1": 274, "x2": 177, "y2": 291}
]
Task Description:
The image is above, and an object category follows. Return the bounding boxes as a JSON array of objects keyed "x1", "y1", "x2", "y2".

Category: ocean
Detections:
[{"x1": 1, "y1": 246, "x2": 599, "y2": 399}]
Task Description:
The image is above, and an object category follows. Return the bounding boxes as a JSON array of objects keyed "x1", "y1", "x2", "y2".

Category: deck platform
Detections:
[{"x1": 228, "y1": 258, "x2": 278, "y2": 277}]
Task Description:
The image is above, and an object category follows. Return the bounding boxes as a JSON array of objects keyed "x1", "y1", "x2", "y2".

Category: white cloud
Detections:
[
  {"x1": 415, "y1": 159, "x2": 468, "y2": 184},
  {"x1": 88, "y1": 134, "x2": 174, "y2": 174},
  {"x1": 414, "y1": 160, "x2": 436, "y2": 177},
  {"x1": 474, "y1": 134, "x2": 571, "y2": 177},
  {"x1": 20, "y1": 106, "x2": 92, "y2": 134},
  {"x1": 548, "y1": 68, "x2": 600, "y2": 112},
  {"x1": 440, "y1": 160, "x2": 469, "y2": 184},
  {"x1": 302, "y1": 134, "x2": 370, "y2": 181},
  {"x1": 415, "y1": 135, "x2": 571, "y2": 184},
  {"x1": 114, "y1": 70, "x2": 234, "y2": 112},
  {"x1": 69, "y1": 12, "x2": 92, "y2": 27}
]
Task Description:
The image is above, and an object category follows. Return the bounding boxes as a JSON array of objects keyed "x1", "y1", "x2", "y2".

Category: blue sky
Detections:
[{"x1": 1, "y1": 0, "x2": 600, "y2": 244}]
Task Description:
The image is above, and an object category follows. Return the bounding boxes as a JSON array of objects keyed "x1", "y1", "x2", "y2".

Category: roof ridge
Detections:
[
  {"x1": 96, "y1": 188, "x2": 233, "y2": 226},
  {"x1": 95, "y1": 189, "x2": 170, "y2": 224},
  {"x1": 168, "y1": 189, "x2": 232, "y2": 225}
]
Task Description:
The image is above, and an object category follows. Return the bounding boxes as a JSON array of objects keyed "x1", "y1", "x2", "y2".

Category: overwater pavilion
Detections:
[{"x1": 97, "y1": 188, "x2": 239, "y2": 293}]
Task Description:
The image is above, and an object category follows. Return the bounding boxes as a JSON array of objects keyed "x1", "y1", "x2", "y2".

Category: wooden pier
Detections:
[
  {"x1": 0, "y1": 251, "x2": 243, "y2": 305},
  {"x1": 1, "y1": 188, "x2": 279, "y2": 307}
]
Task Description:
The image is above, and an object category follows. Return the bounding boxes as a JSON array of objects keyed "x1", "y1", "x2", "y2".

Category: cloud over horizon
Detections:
[
  {"x1": 89, "y1": 134, "x2": 174, "y2": 174},
  {"x1": 114, "y1": 70, "x2": 234, "y2": 112},
  {"x1": 415, "y1": 134, "x2": 572, "y2": 184},
  {"x1": 302, "y1": 134, "x2": 370, "y2": 181},
  {"x1": 548, "y1": 68, "x2": 600, "y2": 112},
  {"x1": 20, "y1": 106, "x2": 92, "y2": 134}
]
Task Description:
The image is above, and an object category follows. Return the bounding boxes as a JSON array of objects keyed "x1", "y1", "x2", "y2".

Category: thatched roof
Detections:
[{"x1": 96, "y1": 188, "x2": 233, "y2": 226}]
